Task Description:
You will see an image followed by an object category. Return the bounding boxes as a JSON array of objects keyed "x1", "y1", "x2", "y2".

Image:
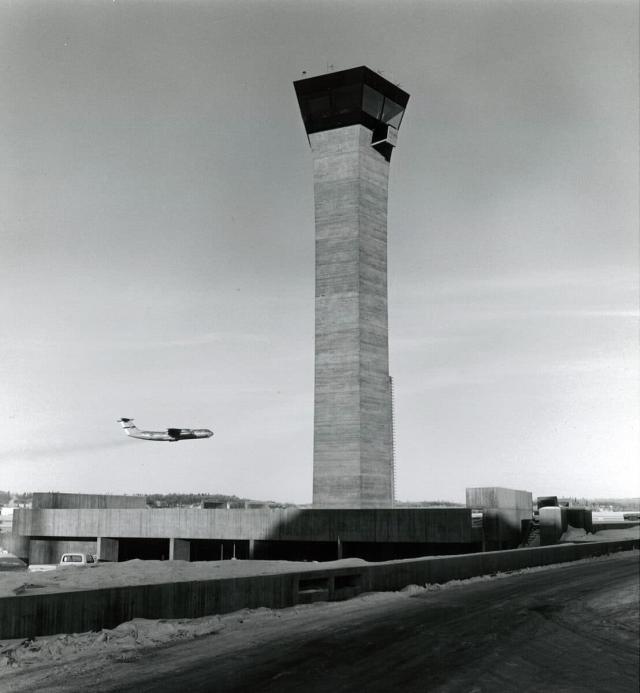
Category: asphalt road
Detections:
[{"x1": 8, "y1": 553, "x2": 640, "y2": 693}]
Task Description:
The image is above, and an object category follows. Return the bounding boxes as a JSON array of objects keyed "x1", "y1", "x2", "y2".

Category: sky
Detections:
[{"x1": 1, "y1": 0, "x2": 638, "y2": 503}]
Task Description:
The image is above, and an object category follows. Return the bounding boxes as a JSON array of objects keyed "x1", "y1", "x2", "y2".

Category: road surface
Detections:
[{"x1": 3, "y1": 552, "x2": 639, "y2": 692}]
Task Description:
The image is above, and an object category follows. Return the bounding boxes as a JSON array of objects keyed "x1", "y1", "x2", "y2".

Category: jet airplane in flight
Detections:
[{"x1": 117, "y1": 418, "x2": 213, "y2": 442}]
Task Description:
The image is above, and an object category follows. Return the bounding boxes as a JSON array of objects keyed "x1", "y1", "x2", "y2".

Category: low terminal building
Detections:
[
  {"x1": 10, "y1": 489, "x2": 538, "y2": 564},
  {"x1": 14, "y1": 503, "x2": 482, "y2": 564}
]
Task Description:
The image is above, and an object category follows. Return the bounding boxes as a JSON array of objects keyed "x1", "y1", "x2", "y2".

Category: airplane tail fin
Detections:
[{"x1": 117, "y1": 418, "x2": 139, "y2": 436}]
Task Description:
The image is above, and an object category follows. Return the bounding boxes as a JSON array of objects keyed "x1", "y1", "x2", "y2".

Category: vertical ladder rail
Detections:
[{"x1": 390, "y1": 375, "x2": 397, "y2": 506}]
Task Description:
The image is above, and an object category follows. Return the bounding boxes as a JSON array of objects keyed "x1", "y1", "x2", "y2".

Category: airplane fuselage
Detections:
[
  {"x1": 129, "y1": 430, "x2": 213, "y2": 442},
  {"x1": 117, "y1": 419, "x2": 213, "y2": 442}
]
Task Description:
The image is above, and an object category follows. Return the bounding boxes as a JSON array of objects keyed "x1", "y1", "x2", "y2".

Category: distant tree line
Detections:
[
  {"x1": 0, "y1": 490, "x2": 294, "y2": 509},
  {"x1": 145, "y1": 493, "x2": 297, "y2": 508},
  {"x1": 0, "y1": 491, "x2": 32, "y2": 505},
  {"x1": 4, "y1": 490, "x2": 636, "y2": 511},
  {"x1": 146, "y1": 493, "x2": 247, "y2": 507},
  {"x1": 563, "y1": 497, "x2": 640, "y2": 511}
]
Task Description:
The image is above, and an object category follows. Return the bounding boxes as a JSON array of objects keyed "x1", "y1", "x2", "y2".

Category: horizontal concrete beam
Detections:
[
  {"x1": 13, "y1": 507, "x2": 475, "y2": 544},
  {"x1": 32, "y1": 493, "x2": 146, "y2": 510},
  {"x1": 1, "y1": 538, "x2": 636, "y2": 639}
]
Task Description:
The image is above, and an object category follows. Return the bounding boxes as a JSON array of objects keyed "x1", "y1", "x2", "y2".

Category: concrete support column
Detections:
[
  {"x1": 97, "y1": 537, "x2": 119, "y2": 562},
  {"x1": 584, "y1": 510, "x2": 594, "y2": 534},
  {"x1": 248, "y1": 539, "x2": 255, "y2": 559},
  {"x1": 169, "y1": 538, "x2": 191, "y2": 561},
  {"x1": 4, "y1": 534, "x2": 30, "y2": 562},
  {"x1": 337, "y1": 536, "x2": 343, "y2": 560}
]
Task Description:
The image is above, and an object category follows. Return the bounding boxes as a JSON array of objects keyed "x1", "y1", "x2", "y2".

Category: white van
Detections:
[{"x1": 59, "y1": 553, "x2": 97, "y2": 566}]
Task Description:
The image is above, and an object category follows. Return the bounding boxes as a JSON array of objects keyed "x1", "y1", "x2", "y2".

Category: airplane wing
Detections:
[{"x1": 167, "y1": 428, "x2": 183, "y2": 438}]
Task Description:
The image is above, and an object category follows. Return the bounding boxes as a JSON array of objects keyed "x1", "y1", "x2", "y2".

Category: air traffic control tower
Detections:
[{"x1": 294, "y1": 67, "x2": 409, "y2": 509}]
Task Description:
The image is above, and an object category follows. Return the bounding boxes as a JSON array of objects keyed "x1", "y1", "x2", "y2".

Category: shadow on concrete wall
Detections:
[
  {"x1": 14, "y1": 506, "x2": 484, "y2": 564},
  {"x1": 178, "y1": 508, "x2": 484, "y2": 562}
]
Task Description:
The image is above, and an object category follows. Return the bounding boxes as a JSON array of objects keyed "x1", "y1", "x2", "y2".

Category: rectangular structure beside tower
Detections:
[{"x1": 294, "y1": 67, "x2": 409, "y2": 508}]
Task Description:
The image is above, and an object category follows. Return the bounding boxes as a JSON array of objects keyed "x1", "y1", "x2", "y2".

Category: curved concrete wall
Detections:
[{"x1": 540, "y1": 506, "x2": 564, "y2": 545}]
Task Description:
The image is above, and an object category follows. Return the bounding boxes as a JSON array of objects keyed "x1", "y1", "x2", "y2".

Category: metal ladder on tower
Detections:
[{"x1": 390, "y1": 375, "x2": 397, "y2": 506}]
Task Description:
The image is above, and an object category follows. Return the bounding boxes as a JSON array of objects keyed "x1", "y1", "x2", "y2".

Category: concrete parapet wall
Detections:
[
  {"x1": 0, "y1": 573, "x2": 299, "y2": 640},
  {"x1": 14, "y1": 507, "x2": 474, "y2": 544},
  {"x1": 32, "y1": 493, "x2": 147, "y2": 510},
  {"x1": 0, "y1": 539, "x2": 637, "y2": 639},
  {"x1": 366, "y1": 541, "x2": 636, "y2": 591}
]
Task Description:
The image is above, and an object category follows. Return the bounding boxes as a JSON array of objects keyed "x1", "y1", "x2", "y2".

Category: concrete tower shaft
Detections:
[
  {"x1": 294, "y1": 67, "x2": 409, "y2": 509},
  {"x1": 311, "y1": 125, "x2": 393, "y2": 508}
]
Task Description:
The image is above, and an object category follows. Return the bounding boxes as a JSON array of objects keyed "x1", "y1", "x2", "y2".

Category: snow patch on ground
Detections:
[
  {"x1": 592, "y1": 511, "x2": 626, "y2": 522},
  {"x1": 561, "y1": 526, "x2": 640, "y2": 543},
  {"x1": 0, "y1": 614, "x2": 228, "y2": 668}
]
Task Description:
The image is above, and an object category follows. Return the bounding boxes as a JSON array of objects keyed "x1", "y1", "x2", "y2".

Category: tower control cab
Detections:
[{"x1": 294, "y1": 66, "x2": 409, "y2": 161}]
